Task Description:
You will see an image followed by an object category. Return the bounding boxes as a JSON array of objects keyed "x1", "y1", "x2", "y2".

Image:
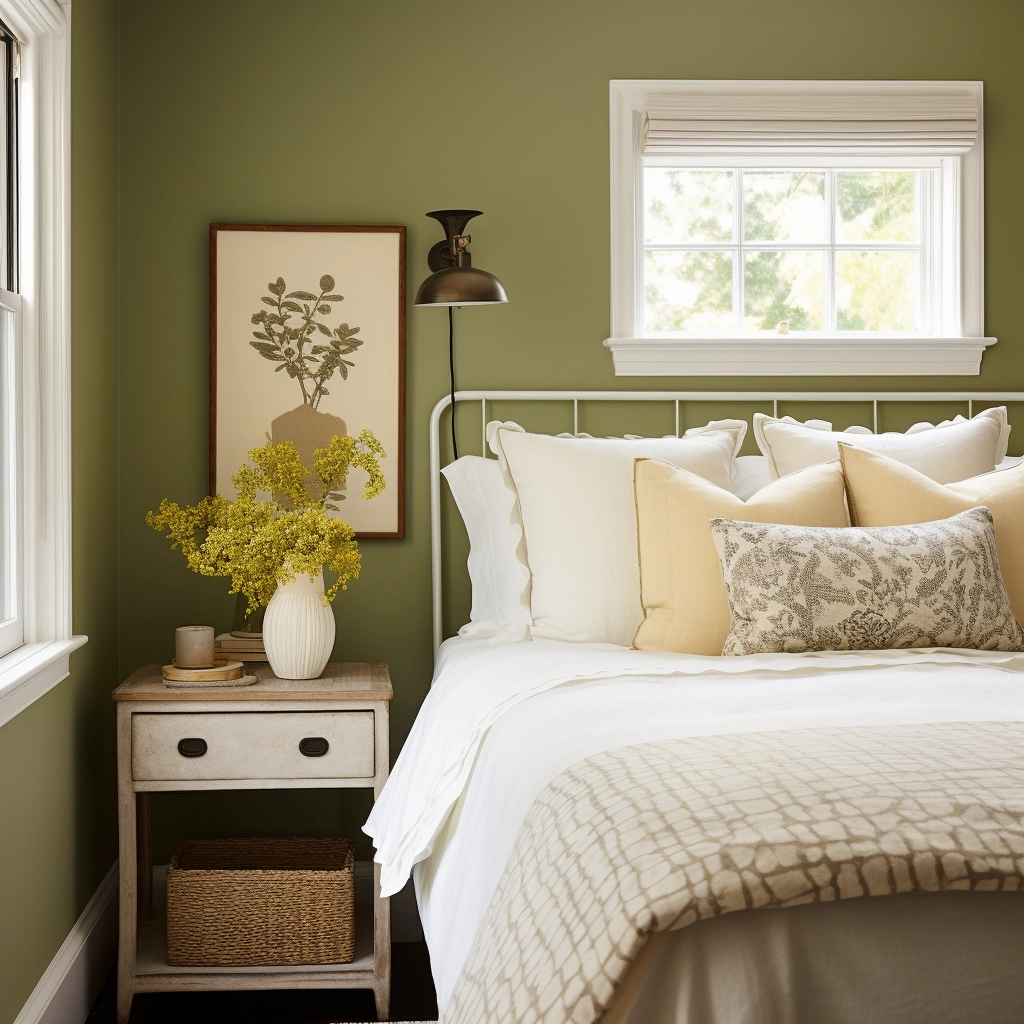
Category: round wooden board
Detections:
[
  {"x1": 162, "y1": 660, "x2": 245, "y2": 682},
  {"x1": 164, "y1": 673, "x2": 259, "y2": 689}
]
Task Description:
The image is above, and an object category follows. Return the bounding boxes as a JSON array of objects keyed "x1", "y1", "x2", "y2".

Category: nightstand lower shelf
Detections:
[
  {"x1": 134, "y1": 870, "x2": 377, "y2": 991},
  {"x1": 113, "y1": 663, "x2": 394, "y2": 1022}
]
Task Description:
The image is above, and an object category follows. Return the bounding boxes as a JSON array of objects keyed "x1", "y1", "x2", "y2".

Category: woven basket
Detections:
[{"x1": 166, "y1": 837, "x2": 355, "y2": 966}]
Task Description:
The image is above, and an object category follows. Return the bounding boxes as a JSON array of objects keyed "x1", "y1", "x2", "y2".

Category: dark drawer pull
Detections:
[
  {"x1": 299, "y1": 736, "x2": 329, "y2": 757},
  {"x1": 177, "y1": 737, "x2": 207, "y2": 758}
]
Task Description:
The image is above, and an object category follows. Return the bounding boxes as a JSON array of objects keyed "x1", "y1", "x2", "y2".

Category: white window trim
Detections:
[
  {"x1": 0, "y1": 0, "x2": 86, "y2": 731},
  {"x1": 606, "y1": 79, "x2": 994, "y2": 376}
]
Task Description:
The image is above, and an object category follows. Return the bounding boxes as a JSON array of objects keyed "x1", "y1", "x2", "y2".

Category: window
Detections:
[
  {"x1": 0, "y1": 16, "x2": 18, "y2": 660},
  {"x1": 0, "y1": 1, "x2": 83, "y2": 728},
  {"x1": 608, "y1": 81, "x2": 992, "y2": 376}
]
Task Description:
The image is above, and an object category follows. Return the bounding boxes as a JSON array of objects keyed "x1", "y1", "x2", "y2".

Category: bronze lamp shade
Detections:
[
  {"x1": 415, "y1": 210, "x2": 508, "y2": 459},
  {"x1": 414, "y1": 265, "x2": 507, "y2": 306},
  {"x1": 414, "y1": 209, "x2": 508, "y2": 307}
]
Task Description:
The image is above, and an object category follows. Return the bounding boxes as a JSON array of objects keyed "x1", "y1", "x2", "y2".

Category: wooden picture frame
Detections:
[{"x1": 210, "y1": 224, "x2": 406, "y2": 539}]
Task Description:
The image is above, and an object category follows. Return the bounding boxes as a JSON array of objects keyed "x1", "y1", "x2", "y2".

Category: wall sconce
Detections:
[{"x1": 415, "y1": 210, "x2": 508, "y2": 458}]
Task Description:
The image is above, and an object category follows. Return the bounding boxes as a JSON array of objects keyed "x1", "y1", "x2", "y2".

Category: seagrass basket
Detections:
[{"x1": 166, "y1": 837, "x2": 354, "y2": 966}]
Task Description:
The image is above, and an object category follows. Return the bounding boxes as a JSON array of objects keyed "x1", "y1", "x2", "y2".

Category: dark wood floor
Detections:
[{"x1": 85, "y1": 943, "x2": 439, "y2": 1023}]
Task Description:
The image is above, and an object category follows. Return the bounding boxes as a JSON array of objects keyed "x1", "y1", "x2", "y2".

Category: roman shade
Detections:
[{"x1": 642, "y1": 81, "x2": 980, "y2": 156}]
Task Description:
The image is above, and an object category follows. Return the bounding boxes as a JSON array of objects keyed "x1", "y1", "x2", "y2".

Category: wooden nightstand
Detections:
[{"x1": 112, "y1": 662, "x2": 392, "y2": 1023}]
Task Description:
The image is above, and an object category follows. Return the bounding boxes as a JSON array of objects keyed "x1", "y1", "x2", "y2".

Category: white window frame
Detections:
[
  {"x1": 0, "y1": 0, "x2": 86, "y2": 731},
  {"x1": 606, "y1": 80, "x2": 994, "y2": 376}
]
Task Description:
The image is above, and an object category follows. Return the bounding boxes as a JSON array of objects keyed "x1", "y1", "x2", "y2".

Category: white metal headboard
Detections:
[{"x1": 430, "y1": 390, "x2": 1024, "y2": 654}]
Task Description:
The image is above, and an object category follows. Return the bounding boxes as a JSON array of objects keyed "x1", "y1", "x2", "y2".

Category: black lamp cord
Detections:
[{"x1": 448, "y1": 305, "x2": 459, "y2": 460}]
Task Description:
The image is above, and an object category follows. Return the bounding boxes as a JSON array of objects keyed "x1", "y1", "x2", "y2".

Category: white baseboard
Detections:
[{"x1": 14, "y1": 861, "x2": 119, "y2": 1024}]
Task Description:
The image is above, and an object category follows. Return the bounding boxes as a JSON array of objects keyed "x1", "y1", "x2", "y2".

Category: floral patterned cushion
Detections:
[{"x1": 711, "y1": 507, "x2": 1024, "y2": 655}]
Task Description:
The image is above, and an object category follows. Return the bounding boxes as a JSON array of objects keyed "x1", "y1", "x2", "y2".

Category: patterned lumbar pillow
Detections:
[
  {"x1": 710, "y1": 507, "x2": 1024, "y2": 655},
  {"x1": 839, "y1": 443, "x2": 1024, "y2": 625}
]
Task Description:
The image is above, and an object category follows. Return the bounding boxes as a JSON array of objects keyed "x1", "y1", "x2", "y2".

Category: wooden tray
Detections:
[
  {"x1": 164, "y1": 673, "x2": 259, "y2": 689},
  {"x1": 162, "y1": 660, "x2": 245, "y2": 682}
]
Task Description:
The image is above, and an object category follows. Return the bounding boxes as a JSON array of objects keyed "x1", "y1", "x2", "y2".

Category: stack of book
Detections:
[{"x1": 215, "y1": 632, "x2": 269, "y2": 662}]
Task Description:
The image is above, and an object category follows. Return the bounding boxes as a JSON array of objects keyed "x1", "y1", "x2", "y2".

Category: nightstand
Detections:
[{"x1": 112, "y1": 662, "x2": 392, "y2": 1023}]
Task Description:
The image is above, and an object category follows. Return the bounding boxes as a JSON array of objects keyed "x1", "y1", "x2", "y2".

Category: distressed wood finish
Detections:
[
  {"x1": 114, "y1": 661, "x2": 392, "y2": 701},
  {"x1": 131, "y1": 710, "x2": 375, "y2": 781},
  {"x1": 113, "y1": 663, "x2": 392, "y2": 1022}
]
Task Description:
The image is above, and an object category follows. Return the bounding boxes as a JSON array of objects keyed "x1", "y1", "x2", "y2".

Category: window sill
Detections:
[
  {"x1": 604, "y1": 335, "x2": 997, "y2": 376},
  {"x1": 0, "y1": 635, "x2": 89, "y2": 729}
]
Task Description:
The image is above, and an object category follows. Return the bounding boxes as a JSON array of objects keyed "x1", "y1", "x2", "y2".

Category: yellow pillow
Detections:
[
  {"x1": 633, "y1": 459, "x2": 850, "y2": 655},
  {"x1": 840, "y1": 443, "x2": 1024, "y2": 624}
]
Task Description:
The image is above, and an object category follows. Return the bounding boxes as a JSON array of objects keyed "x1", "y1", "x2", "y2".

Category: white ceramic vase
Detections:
[{"x1": 262, "y1": 572, "x2": 336, "y2": 679}]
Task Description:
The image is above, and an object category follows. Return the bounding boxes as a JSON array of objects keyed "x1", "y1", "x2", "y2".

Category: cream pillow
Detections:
[
  {"x1": 633, "y1": 459, "x2": 849, "y2": 656},
  {"x1": 489, "y1": 420, "x2": 747, "y2": 646},
  {"x1": 840, "y1": 443, "x2": 1024, "y2": 625},
  {"x1": 712, "y1": 508, "x2": 1023, "y2": 655},
  {"x1": 754, "y1": 407, "x2": 1009, "y2": 483}
]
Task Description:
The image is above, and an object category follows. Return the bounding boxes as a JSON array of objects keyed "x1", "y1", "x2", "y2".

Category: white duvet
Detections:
[{"x1": 363, "y1": 637, "x2": 1024, "y2": 1010}]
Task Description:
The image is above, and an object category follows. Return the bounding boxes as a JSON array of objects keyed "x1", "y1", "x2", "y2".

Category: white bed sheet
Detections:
[{"x1": 364, "y1": 636, "x2": 1024, "y2": 1013}]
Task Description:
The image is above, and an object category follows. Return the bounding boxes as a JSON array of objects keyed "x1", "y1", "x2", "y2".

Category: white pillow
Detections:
[
  {"x1": 440, "y1": 456, "x2": 532, "y2": 640},
  {"x1": 489, "y1": 419, "x2": 747, "y2": 646},
  {"x1": 730, "y1": 455, "x2": 772, "y2": 500},
  {"x1": 753, "y1": 407, "x2": 1009, "y2": 484}
]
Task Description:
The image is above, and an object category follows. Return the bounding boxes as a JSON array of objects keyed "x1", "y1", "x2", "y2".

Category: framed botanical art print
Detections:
[{"x1": 210, "y1": 224, "x2": 406, "y2": 538}]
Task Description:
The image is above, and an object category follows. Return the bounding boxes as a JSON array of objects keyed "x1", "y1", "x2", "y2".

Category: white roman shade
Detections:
[{"x1": 642, "y1": 81, "x2": 980, "y2": 156}]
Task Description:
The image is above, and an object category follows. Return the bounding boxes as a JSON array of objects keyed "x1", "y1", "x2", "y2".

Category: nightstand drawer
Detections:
[{"x1": 132, "y1": 711, "x2": 375, "y2": 781}]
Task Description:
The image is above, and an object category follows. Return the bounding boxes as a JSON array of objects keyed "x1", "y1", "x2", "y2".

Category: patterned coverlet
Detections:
[{"x1": 445, "y1": 722, "x2": 1024, "y2": 1024}]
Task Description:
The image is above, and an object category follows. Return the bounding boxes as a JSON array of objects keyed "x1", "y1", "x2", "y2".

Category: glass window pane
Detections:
[
  {"x1": 645, "y1": 250, "x2": 734, "y2": 332},
  {"x1": 743, "y1": 250, "x2": 824, "y2": 332},
  {"x1": 0, "y1": 307, "x2": 13, "y2": 626},
  {"x1": 0, "y1": 36, "x2": 7, "y2": 290},
  {"x1": 836, "y1": 171, "x2": 917, "y2": 242},
  {"x1": 644, "y1": 168, "x2": 733, "y2": 244},
  {"x1": 835, "y1": 251, "x2": 917, "y2": 331},
  {"x1": 743, "y1": 171, "x2": 825, "y2": 243}
]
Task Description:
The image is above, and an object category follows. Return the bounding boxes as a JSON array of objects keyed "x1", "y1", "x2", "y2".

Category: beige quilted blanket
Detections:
[{"x1": 445, "y1": 721, "x2": 1024, "y2": 1024}]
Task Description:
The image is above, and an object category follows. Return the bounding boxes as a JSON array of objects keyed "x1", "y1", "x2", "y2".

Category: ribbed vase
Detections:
[{"x1": 263, "y1": 573, "x2": 336, "y2": 680}]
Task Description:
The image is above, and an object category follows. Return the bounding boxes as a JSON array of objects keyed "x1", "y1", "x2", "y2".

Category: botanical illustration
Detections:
[
  {"x1": 250, "y1": 274, "x2": 364, "y2": 409},
  {"x1": 249, "y1": 273, "x2": 367, "y2": 494},
  {"x1": 148, "y1": 433, "x2": 386, "y2": 614},
  {"x1": 212, "y1": 225, "x2": 404, "y2": 537}
]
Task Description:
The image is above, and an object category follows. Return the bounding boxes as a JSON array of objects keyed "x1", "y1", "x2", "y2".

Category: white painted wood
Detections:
[
  {"x1": 115, "y1": 666, "x2": 392, "y2": 1022},
  {"x1": 114, "y1": 661, "x2": 392, "y2": 702},
  {"x1": 0, "y1": 634, "x2": 86, "y2": 727},
  {"x1": 603, "y1": 335, "x2": 997, "y2": 376},
  {"x1": 131, "y1": 711, "x2": 375, "y2": 781},
  {"x1": 372, "y1": 700, "x2": 391, "y2": 1020},
  {"x1": 116, "y1": 704, "x2": 138, "y2": 1024},
  {"x1": 430, "y1": 389, "x2": 1024, "y2": 654},
  {"x1": 0, "y1": 0, "x2": 80, "y2": 713},
  {"x1": 608, "y1": 80, "x2": 987, "y2": 376},
  {"x1": 356, "y1": 861, "x2": 422, "y2": 943},
  {"x1": 12, "y1": 860, "x2": 118, "y2": 1024},
  {"x1": 0, "y1": 0, "x2": 74, "y2": 646}
]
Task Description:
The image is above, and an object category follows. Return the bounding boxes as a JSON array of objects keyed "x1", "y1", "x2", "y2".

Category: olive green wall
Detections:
[
  {"x1": 0, "y1": 1, "x2": 120, "y2": 1021},
  {"x1": 118, "y1": 0, "x2": 1024, "y2": 860}
]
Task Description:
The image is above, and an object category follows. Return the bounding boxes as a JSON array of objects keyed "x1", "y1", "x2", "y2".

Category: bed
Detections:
[{"x1": 366, "y1": 390, "x2": 1024, "y2": 1024}]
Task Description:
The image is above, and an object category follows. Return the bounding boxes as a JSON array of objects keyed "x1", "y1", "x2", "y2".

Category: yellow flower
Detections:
[{"x1": 146, "y1": 433, "x2": 385, "y2": 613}]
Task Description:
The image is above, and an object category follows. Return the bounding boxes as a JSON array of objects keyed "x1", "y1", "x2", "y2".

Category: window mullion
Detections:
[
  {"x1": 824, "y1": 169, "x2": 836, "y2": 332},
  {"x1": 734, "y1": 169, "x2": 743, "y2": 331}
]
